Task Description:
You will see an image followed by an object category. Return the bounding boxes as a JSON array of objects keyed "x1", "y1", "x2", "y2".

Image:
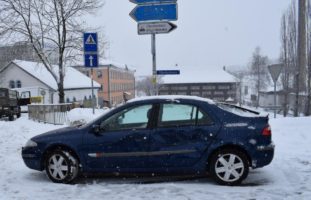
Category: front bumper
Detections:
[
  {"x1": 251, "y1": 142, "x2": 275, "y2": 168},
  {"x1": 21, "y1": 147, "x2": 43, "y2": 171}
]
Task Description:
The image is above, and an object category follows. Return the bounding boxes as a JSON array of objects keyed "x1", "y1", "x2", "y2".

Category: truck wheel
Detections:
[{"x1": 8, "y1": 115, "x2": 14, "y2": 121}]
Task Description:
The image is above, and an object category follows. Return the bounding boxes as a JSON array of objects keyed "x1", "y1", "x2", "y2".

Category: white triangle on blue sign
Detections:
[{"x1": 86, "y1": 34, "x2": 96, "y2": 45}]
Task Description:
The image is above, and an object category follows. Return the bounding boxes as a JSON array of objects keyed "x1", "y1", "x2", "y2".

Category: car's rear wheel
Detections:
[
  {"x1": 45, "y1": 149, "x2": 79, "y2": 184},
  {"x1": 209, "y1": 148, "x2": 249, "y2": 185}
]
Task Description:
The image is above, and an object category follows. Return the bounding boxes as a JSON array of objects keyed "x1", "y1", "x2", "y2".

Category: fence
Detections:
[{"x1": 28, "y1": 104, "x2": 72, "y2": 125}]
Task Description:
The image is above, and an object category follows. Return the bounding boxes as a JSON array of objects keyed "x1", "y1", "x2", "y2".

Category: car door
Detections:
[
  {"x1": 84, "y1": 103, "x2": 155, "y2": 172},
  {"x1": 149, "y1": 102, "x2": 220, "y2": 168}
]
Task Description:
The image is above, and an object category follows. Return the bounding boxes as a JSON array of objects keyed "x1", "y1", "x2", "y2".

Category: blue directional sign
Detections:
[
  {"x1": 83, "y1": 33, "x2": 98, "y2": 52},
  {"x1": 84, "y1": 54, "x2": 98, "y2": 68},
  {"x1": 156, "y1": 70, "x2": 180, "y2": 75},
  {"x1": 130, "y1": 0, "x2": 176, "y2": 4},
  {"x1": 130, "y1": 3, "x2": 177, "y2": 22}
]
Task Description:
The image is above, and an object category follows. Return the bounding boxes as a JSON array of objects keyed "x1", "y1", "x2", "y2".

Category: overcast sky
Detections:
[{"x1": 86, "y1": 0, "x2": 291, "y2": 76}]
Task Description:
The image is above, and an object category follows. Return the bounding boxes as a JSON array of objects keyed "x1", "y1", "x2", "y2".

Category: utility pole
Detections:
[
  {"x1": 295, "y1": 0, "x2": 307, "y2": 116},
  {"x1": 151, "y1": 34, "x2": 157, "y2": 95},
  {"x1": 306, "y1": 0, "x2": 311, "y2": 116}
]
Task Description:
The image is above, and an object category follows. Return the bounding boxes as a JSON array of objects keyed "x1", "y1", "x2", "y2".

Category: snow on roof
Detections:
[
  {"x1": 13, "y1": 60, "x2": 100, "y2": 90},
  {"x1": 128, "y1": 95, "x2": 215, "y2": 104},
  {"x1": 161, "y1": 67, "x2": 237, "y2": 84},
  {"x1": 100, "y1": 59, "x2": 127, "y2": 69},
  {"x1": 74, "y1": 58, "x2": 134, "y2": 70}
]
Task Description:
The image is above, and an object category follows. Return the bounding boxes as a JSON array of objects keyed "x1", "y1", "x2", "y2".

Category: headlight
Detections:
[{"x1": 25, "y1": 139, "x2": 37, "y2": 148}]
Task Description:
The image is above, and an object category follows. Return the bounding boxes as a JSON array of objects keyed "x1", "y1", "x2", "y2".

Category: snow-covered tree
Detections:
[
  {"x1": 0, "y1": 0, "x2": 104, "y2": 103},
  {"x1": 249, "y1": 47, "x2": 270, "y2": 108}
]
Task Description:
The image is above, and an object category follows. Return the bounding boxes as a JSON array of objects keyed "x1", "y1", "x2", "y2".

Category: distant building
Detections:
[
  {"x1": 159, "y1": 68, "x2": 239, "y2": 103},
  {"x1": 0, "y1": 42, "x2": 58, "y2": 70},
  {"x1": 73, "y1": 61, "x2": 135, "y2": 107},
  {"x1": 0, "y1": 60, "x2": 100, "y2": 104}
]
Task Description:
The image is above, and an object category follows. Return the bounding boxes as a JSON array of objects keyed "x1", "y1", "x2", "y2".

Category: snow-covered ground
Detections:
[{"x1": 0, "y1": 111, "x2": 311, "y2": 200}]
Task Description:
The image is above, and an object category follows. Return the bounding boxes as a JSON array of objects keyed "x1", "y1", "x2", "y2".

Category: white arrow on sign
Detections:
[
  {"x1": 89, "y1": 55, "x2": 94, "y2": 67},
  {"x1": 138, "y1": 21, "x2": 177, "y2": 35}
]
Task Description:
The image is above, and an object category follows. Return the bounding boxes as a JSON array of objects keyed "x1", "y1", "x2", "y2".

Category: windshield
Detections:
[{"x1": 79, "y1": 107, "x2": 115, "y2": 128}]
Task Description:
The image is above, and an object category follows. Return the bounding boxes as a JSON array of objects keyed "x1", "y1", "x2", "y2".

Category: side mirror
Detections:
[{"x1": 92, "y1": 124, "x2": 101, "y2": 134}]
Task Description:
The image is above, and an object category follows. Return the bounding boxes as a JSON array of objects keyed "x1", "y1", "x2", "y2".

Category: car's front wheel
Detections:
[
  {"x1": 209, "y1": 148, "x2": 249, "y2": 185},
  {"x1": 45, "y1": 149, "x2": 79, "y2": 183}
]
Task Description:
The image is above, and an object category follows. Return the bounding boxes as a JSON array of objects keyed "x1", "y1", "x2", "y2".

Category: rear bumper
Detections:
[{"x1": 251, "y1": 142, "x2": 275, "y2": 168}]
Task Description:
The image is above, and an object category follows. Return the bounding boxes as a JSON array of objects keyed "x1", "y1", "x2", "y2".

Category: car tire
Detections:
[
  {"x1": 209, "y1": 148, "x2": 249, "y2": 185},
  {"x1": 45, "y1": 149, "x2": 79, "y2": 184}
]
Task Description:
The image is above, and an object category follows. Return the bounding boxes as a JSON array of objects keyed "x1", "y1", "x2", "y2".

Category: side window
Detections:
[
  {"x1": 197, "y1": 109, "x2": 214, "y2": 126},
  {"x1": 100, "y1": 104, "x2": 153, "y2": 132},
  {"x1": 159, "y1": 104, "x2": 197, "y2": 127}
]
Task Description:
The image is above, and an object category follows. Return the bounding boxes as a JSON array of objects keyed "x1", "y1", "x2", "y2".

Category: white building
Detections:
[
  {"x1": 0, "y1": 60, "x2": 100, "y2": 104},
  {"x1": 159, "y1": 67, "x2": 239, "y2": 103}
]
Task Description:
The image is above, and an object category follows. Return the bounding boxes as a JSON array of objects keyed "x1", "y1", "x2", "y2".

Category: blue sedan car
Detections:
[{"x1": 22, "y1": 96, "x2": 274, "y2": 185}]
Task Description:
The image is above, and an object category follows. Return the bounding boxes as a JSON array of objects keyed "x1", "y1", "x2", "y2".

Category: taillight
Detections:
[{"x1": 262, "y1": 125, "x2": 271, "y2": 136}]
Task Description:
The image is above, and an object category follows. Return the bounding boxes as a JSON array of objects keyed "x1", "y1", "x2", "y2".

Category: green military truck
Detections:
[{"x1": 0, "y1": 88, "x2": 21, "y2": 121}]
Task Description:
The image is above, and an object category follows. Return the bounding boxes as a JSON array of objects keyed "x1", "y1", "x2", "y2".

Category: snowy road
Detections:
[{"x1": 0, "y1": 114, "x2": 310, "y2": 200}]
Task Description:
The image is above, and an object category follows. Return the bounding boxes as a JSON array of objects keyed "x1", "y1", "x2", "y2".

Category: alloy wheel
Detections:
[
  {"x1": 47, "y1": 154, "x2": 69, "y2": 181},
  {"x1": 214, "y1": 153, "x2": 245, "y2": 183}
]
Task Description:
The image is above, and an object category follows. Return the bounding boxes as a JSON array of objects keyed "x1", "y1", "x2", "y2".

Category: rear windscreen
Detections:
[{"x1": 217, "y1": 103, "x2": 260, "y2": 117}]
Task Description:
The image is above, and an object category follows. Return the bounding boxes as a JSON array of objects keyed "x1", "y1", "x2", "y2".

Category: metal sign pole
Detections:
[
  {"x1": 91, "y1": 68, "x2": 95, "y2": 114},
  {"x1": 274, "y1": 82, "x2": 276, "y2": 118},
  {"x1": 151, "y1": 33, "x2": 157, "y2": 95}
]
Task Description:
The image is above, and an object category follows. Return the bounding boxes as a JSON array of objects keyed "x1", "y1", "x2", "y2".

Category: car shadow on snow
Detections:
[
  {"x1": 240, "y1": 170, "x2": 273, "y2": 187},
  {"x1": 24, "y1": 172, "x2": 51, "y2": 183},
  {"x1": 25, "y1": 169, "x2": 272, "y2": 186},
  {"x1": 74, "y1": 169, "x2": 272, "y2": 186}
]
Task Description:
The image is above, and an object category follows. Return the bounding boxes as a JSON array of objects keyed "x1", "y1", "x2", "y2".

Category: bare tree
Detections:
[
  {"x1": 280, "y1": 2, "x2": 298, "y2": 116},
  {"x1": 280, "y1": 13, "x2": 290, "y2": 116},
  {"x1": 225, "y1": 68, "x2": 247, "y2": 106},
  {"x1": 285, "y1": 1, "x2": 299, "y2": 116},
  {"x1": 249, "y1": 47, "x2": 269, "y2": 108},
  {"x1": 0, "y1": 0, "x2": 103, "y2": 103},
  {"x1": 136, "y1": 76, "x2": 163, "y2": 96}
]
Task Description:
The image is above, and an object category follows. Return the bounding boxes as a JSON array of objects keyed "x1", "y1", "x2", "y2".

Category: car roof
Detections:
[{"x1": 128, "y1": 95, "x2": 215, "y2": 105}]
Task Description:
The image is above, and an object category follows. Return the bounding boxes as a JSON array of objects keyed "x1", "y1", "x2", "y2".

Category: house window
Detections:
[
  {"x1": 218, "y1": 85, "x2": 230, "y2": 90},
  {"x1": 97, "y1": 70, "x2": 102, "y2": 78},
  {"x1": 16, "y1": 80, "x2": 22, "y2": 88},
  {"x1": 101, "y1": 84, "x2": 104, "y2": 91},
  {"x1": 73, "y1": 97, "x2": 77, "y2": 102},
  {"x1": 202, "y1": 85, "x2": 216, "y2": 90},
  {"x1": 244, "y1": 86, "x2": 249, "y2": 95},
  {"x1": 191, "y1": 86, "x2": 200, "y2": 90},
  {"x1": 9, "y1": 80, "x2": 15, "y2": 88},
  {"x1": 66, "y1": 98, "x2": 70, "y2": 103}
]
